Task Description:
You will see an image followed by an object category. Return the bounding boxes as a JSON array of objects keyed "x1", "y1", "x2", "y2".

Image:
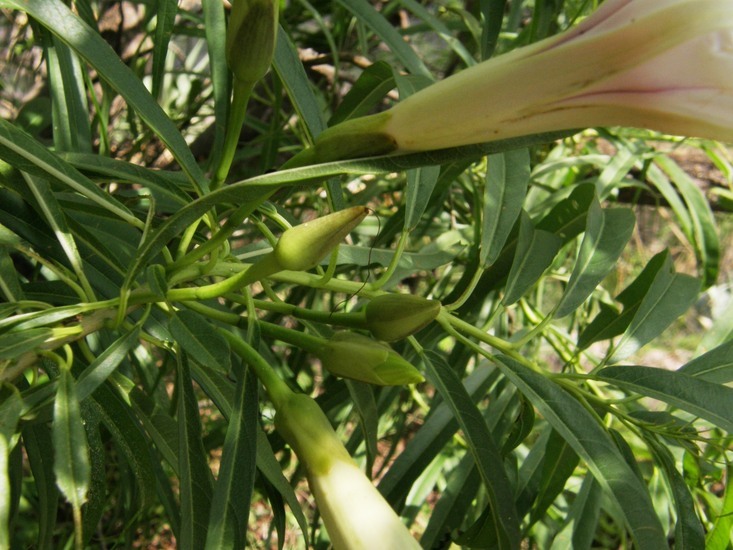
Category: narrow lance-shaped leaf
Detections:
[
  {"x1": 679, "y1": 339, "x2": 733, "y2": 383},
  {"x1": 404, "y1": 164, "x2": 441, "y2": 231},
  {"x1": 169, "y1": 310, "x2": 231, "y2": 373},
  {"x1": 421, "y1": 351, "x2": 520, "y2": 550},
  {"x1": 151, "y1": 0, "x2": 178, "y2": 99},
  {"x1": 555, "y1": 198, "x2": 635, "y2": 318},
  {"x1": 656, "y1": 155, "x2": 720, "y2": 287},
  {"x1": 53, "y1": 365, "x2": 91, "y2": 543},
  {"x1": 578, "y1": 250, "x2": 669, "y2": 349},
  {"x1": 335, "y1": 0, "x2": 431, "y2": 79},
  {"x1": 481, "y1": 148, "x2": 530, "y2": 266},
  {"x1": 597, "y1": 366, "x2": 733, "y2": 433},
  {"x1": 610, "y1": 254, "x2": 700, "y2": 362},
  {"x1": 176, "y1": 352, "x2": 214, "y2": 549},
  {"x1": 205, "y1": 365, "x2": 258, "y2": 549},
  {"x1": 503, "y1": 211, "x2": 562, "y2": 305},
  {"x1": 644, "y1": 435, "x2": 705, "y2": 550},
  {"x1": 494, "y1": 356, "x2": 668, "y2": 549},
  {"x1": 0, "y1": 387, "x2": 23, "y2": 549}
]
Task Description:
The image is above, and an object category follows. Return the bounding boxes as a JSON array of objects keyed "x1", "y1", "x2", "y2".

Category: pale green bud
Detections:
[
  {"x1": 226, "y1": 0, "x2": 278, "y2": 85},
  {"x1": 274, "y1": 393, "x2": 420, "y2": 549},
  {"x1": 317, "y1": 332, "x2": 423, "y2": 386},
  {"x1": 365, "y1": 294, "x2": 441, "y2": 342},
  {"x1": 274, "y1": 206, "x2": 368, "y2": 272}
]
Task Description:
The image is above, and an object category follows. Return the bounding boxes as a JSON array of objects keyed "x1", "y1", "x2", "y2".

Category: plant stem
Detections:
[
  {"x1": 166, "y1": 252, "x2": 281, "y2": 301},
  {"x1": 221, "y1": 330, "x2": 292, "y2": 409},
  {"x1": 211, "y1": 81, "x2": 254, "y2": 190}
]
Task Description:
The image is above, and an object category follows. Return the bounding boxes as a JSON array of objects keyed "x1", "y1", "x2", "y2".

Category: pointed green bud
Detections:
[
  {"x1": 274, "y1": 206, "x2": 368, "y2": 272},
  {"x1": 226, "y1": 0, "x2": 279, "y2": 86},
  {"x1": 317, "y1": 332, "x2": 424, "y2": 386},
  {"x1": 365, "y1": 294, "x2": 441, "y2": 342}
]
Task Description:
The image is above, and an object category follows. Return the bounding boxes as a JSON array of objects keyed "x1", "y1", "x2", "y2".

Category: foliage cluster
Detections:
[{"x1": 0, "y1": 0, "x2": 732, "y2": 548}]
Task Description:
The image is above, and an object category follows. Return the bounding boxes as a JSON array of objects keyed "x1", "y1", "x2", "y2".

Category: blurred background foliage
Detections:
[{"x1": 0, "y1": 0, "x2": 732, "y2": 548}]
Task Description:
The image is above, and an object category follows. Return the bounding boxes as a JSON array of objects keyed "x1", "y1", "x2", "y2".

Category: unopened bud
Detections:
[
  {"x1": 226, "y1": 0, "x2": 278, "y2": 85},
  {"x1": 365, "y1": 294, "x2": 441, "y2": 342},
  {"x1": 274, "y1": 206, "x2": 368, "y2": 272},
  {"x1": 274, "y1": 393, "x2": 420, "y2": 548},
  {"x1": 318, "y1": 332, "x2": 423, "y2": 386}
]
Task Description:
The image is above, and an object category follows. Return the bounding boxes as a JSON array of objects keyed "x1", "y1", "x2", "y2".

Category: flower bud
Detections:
[
  {"x1": 317, "y1": 332, "x2": 423, "y2": 386},
  {"x1": 365, "y1": 294, "x2": 441, "y2": 342},
  {"x1": 294, "y1": 0, "x2": 733, "y2": 164},
  {"x1": 274, "y1": 206, "x2": 368, "y2": 272},
  {"x1": 226, "y1": 0, "x2": 278, "y2": 86},
  {"x1": 274, "y1": 393, "x2": 420, "y2": 549}
]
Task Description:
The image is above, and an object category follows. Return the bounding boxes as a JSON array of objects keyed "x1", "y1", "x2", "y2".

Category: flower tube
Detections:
[
  {"x1": 274, "y1": 393, "x2": 421, "y2": 549},
  {"x1": 293, "y1": 0, "x2": 733, "y2": 165}
]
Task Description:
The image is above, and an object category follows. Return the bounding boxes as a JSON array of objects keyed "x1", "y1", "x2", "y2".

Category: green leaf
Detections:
[
  {"x1": 329, "y1": 61, "x2": 396, "y2": 126},
  {"x1": 169, "y1": 310, "x2": 231, "y2": 373},
  {"x1": 706, "y1": 464, "x2": 733, "y2": 549},
  {"x1": 5, "y1": 0, "x2": 206, "y2": 190},
  {"x1": 479, "y1": 0, "x2": 507, "y2": 59},
  {"x1": 597, "y1": 366, "x2": 733, "y2": 432},
  {"x1": 399, "y1": 0, "x2": 476, "y2": 67},
  {"x1": 529, "y1": 429, "x2": 579, "y2": 527},
  {"x1": 655, "y1": 155, "x2": 719, "y2": 287},
  {"x1": 75, "y1": 325, "x2": 141, "y2": 401},
  {"x1": 0, "y1": 385, "x2": 23, "y2": 549},
  {"x1": 419, "y1": 453, "x2": 481, "y2": 549},
  {"x1": 0, "y1": 328, "x2": 51, "y2": 360},
  {"x1": 578, "y1": 250, "x2": 669, "y2": 349},
  {"x1": 43, "y1": 33, "x2": 92, "y2": 153},
  {"x1": 377, "y1": 366, "x2": 497, "y2": 506},
  {"x1": 481, "y1": 148, "x2": 530, "y2": 267},
  {"x1": 494, "y1": 356, "x2": 668, "y2": 549},
  {"x1": 87, "y1": 382, "x2": 158, "y2": 508},
  {"x1": 176, "y1": 352, "x2": 214, "y2": 549},
  {"x1": 344, "y1": 380, "x2": 379, "y2": 474},
  {"x1": 53, "y1": 366, "x2": 90, "y2": 516},
  {"x1": 130, "y1": 389, "x2": 180, "y2": 474},
  {"x1": 645, "y1": 435, "x2": 705, "y2": 550},
  {"x1": 205, "y1": 365, "x2": 258, "y2": 549},
  {"x1": 151, "y1": 0, "x2": 178, "y2": 99},
  {"x1": 201, "y1": 0, "x2": 230, "y2": 171},
  {"x1": 679, "y1": 339, "x2": 733, "y2": 383},
  {"x1": 503, "y1": 211, "x2": 562, "y2": 305},
  {"x1": 336, "y1": 0, "x2": 431, "y2": 78},
  {"x1": 555, "y1": 199, "x2": 635, "y2": 318},
  {"x1": 273, "y1": 28, "x2": 326, "y2": 140},
  {"x1": 549, "y1": 476, "x2": 601, "y2": 550},
  {"x1": 404, "y1": 164, "x2": 440, "y2": 231},
  {"x1": 23, "y1": 173, "x2": 95, "y2": 298},
  {"x1": 422, "y1": 351, "x2": 520, "y2": 549},
  {"x1": 254, "y1": 425, "x2": 311, "y2": 547},
  {"x1": 610, "y1": 255, "x2": 700, "y2": 362},
  {"x1": 22, "y1": 423, "x2": 59, "y2": 549}
]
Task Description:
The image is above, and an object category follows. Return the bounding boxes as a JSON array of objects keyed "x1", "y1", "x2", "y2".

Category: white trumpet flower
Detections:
[{"x1": 292, "y1": 0, "x2": 733, "y2": 164}]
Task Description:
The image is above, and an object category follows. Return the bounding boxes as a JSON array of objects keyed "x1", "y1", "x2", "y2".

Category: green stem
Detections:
[
  {"x1": 211, "y1": 81, "x2": 254, "y2": 190},
  {"x1": 367, "y1": 230, "x2": 409, "y2": 290},
  {"x1": 254, "y1": 319, "x2": 325, "y2": 354},
  {"x1": 220, "y1": 330, "x2": 292, "y2": 409},
  {"x1": 438, "y1": 310, "x2": 527, "y2": 364},
  {"x1": 166, "y1": 252, "x2": 281, "y2": 301},
  {"x1": 251, "y1": 298, "x2": 367, "y2": 328}
]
